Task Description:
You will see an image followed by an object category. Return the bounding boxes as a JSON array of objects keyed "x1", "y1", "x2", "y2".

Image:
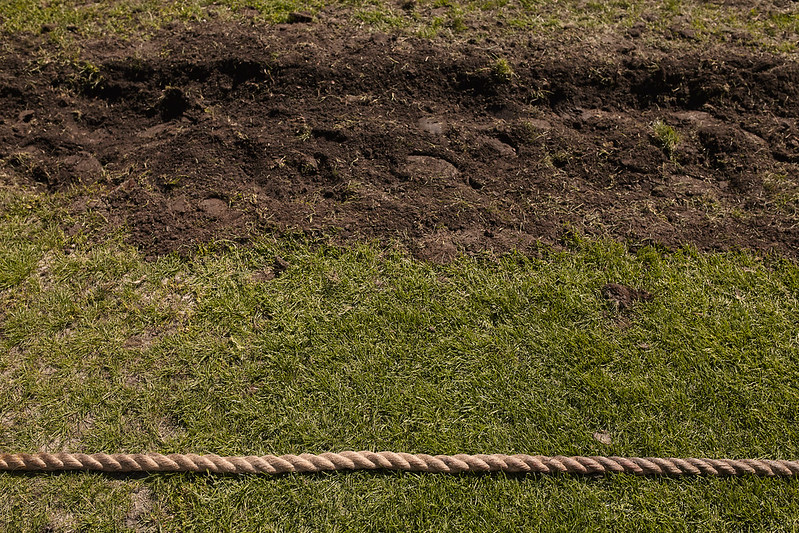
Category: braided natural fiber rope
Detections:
[{"x1": 2, "y1": 452, "x2": 798, "y2": 476}]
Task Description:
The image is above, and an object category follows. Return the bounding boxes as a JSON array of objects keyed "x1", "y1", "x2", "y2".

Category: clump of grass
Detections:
[
  {"x1": 652, "y1": 119, "x2": 680, "y2": 156},
  {"x1": 550, "y1": 150, "x2": 571, "y2": 168},
  {"x1": 296, "y1": 123, "x2": 312, "y2": 142},
  {"x1": 353, "y1": 7, "x2": 406, "y2": 29},
  {"x1": 3, "y1": 152, "x2": 51, "y2": 185},
  {"x1": 491, "y1": 57, "x2": 514, "y2": 83},
  {"x1": 71, "y1": 60, "x2": 106, "y2": 94},
  {"x1": 762, "y1": 172, "x2": 799, "y2": 218}
]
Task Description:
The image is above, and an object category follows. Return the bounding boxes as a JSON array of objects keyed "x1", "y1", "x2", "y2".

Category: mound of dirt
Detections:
[{"x1": 1, "y1": 23, "x2": 797, "y2": 260}]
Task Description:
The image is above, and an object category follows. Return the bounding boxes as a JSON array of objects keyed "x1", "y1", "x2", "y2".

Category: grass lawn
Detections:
[{"x1": 1, "y1": 185, "x2": 799, "y2": 530}]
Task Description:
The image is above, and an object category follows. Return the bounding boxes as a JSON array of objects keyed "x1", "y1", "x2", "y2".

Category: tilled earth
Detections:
[{"x1": 1, "y1": 22, "x2": 798, "y2": 261}]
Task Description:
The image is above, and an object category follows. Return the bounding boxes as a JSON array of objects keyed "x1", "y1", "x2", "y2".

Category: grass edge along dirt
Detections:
[
  {"x1": 1, "y1": 185, "x2": 799, "y2": 530},
  {"x1": 0, "y1": 0, "x2": 797, "y2": 54}
]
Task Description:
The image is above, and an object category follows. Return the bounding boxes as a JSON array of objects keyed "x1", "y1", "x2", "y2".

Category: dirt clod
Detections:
[
  {"x1": 287, "y1": 12, "x2": 314, "y2": 23},
  {"x1": 601, "y1": 283, "x2": 653, "y2": 310},
  {"x1": 273, "y1": 256, "x2": 290, "y2": 277},
  {"x1": 402, "y1": 156, "x2": 460, "y2": 181},
  {"x1": 199, "y1": 198, "x2": 229, "y2": 218}
]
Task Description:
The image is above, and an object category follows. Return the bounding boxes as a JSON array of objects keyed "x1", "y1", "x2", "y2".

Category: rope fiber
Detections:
[{"x1": 2, "y1": 452, "x2": 798, "y2": 476}]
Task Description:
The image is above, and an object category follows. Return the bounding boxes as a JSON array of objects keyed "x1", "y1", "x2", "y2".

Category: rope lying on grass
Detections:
[{"x1": 2, "y1": 452, "x2": 799, "y2": 477}]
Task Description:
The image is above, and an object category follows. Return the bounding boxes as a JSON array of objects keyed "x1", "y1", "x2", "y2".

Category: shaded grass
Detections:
[{"x1": 1, "y1": 186, "x2": 799, "y2": 530}]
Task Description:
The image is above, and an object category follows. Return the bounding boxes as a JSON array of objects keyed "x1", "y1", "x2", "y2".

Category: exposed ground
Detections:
[{"x1": 1, "y1": 19, "x2": 798, "y2": 261}]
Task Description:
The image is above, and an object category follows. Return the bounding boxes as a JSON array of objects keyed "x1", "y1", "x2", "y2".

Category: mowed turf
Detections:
[{"x1": 1, "y1": 186, "x2": 799, "y2": 530}]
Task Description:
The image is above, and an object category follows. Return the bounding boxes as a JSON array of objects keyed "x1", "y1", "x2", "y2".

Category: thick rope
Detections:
[{"x1": 1, "y1": 452, "x2": 798, "y2": 477}]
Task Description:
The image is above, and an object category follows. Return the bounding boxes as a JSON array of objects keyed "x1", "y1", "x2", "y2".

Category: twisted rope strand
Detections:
[{"x1": 1, "y1": 452, "x2": 797, "y2": 476}]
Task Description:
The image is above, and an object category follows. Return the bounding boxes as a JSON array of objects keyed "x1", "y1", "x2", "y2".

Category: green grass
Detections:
[
  {"x1": 2, "y1": 186, "x2": 799, "y2": 530},
  {"x1": 491, "y1": 57, "x2": 514, "y2": 83},
  {"x1": 0, "y1": 0, "x2": 797, "y2": 52},
  {"x1": 652, "y1": 120, "x2": 681, "y2": 158}
]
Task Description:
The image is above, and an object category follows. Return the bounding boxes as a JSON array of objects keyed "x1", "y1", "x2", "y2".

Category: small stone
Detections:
[
  {"x1": 402, "y1": 155, "x2": 459, "y2": 181},
  {"x1": 417, "y1": 117, "x2": 446, "y2": 136},
  {"x1": 483, "y1": 137, "x2": 516, "y2": 157},
  {"x1": 18, "y1": 110, "x2": 34, "y2": 123}
]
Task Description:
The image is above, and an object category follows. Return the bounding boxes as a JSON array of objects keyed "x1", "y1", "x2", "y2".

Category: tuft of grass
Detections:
[
  {"x1": 353, "y1": 5, "x2": 407, "y2": 29},
  {"x1": 2, "y1": 186, "x2": 799, "y2": 530},
  {"x1": 70, "y1": 59, "x2": 106, "y2": 93},
  {"x1": 652, "y1": 119, "x2": 680, "y2": 157},
  {"x1": 762, "y1": 172, "x2": 799, "y2": 222},
  {"x1": 491, "y1": 57, "x2": 514, "y2": 83},
  {"x1": 549, "y1": 150, "x2": 571, "y2": 169}
]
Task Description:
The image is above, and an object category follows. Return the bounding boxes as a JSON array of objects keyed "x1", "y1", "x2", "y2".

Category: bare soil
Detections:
[{"x1": 1, "y1": 22, "x2": 798, "y2": 261}]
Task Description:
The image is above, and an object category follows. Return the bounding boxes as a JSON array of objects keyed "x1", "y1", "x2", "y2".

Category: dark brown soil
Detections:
[
  {"x1": 601, "y1": 283, "x2": 653, "y2": 311},
  {"x1": 2, "y1": 22, "x2": 798, "y2": 261}
]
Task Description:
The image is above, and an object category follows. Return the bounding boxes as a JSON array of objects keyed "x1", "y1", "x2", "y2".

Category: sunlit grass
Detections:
[{"x1": 1, "y1": 186, "x2": 798, "y2": 530}]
